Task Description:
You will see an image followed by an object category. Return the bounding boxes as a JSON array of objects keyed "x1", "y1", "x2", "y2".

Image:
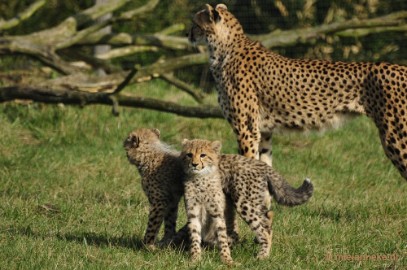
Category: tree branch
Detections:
[
  {"x1": 112, "y1": 69, "x2": 138, "y2": 94},
  {"x1": 132, "y1": 53, "x2": 208, "y2": 83},
  {"x1": 0, "y1": 0, "x2": 158, "y2": 74},
  {"x1": 1, "y1": 2, "x2": 405, "y2": 119},
  {"x1": 77, "y1": 11, "x2": 407, "y2": 51},
  {"x1": 0, "y1": 0, "x2": 46, "y2": 31},
  {"x1": 95, "y1": 45, "x2": 159, "y2": 60},
  {"x1": 158, "y1": 23, "x2": 185, "y2": 35},
  {"x1": 73, "y1": 0, "x2": 130, "y2": 27},
  {"x1": 160, "y1": 73, "x2": 204, "y2": 103},
  {"x1": 0, "y1": 86, "x2": 223, "y2": 119},
  {"x1": 3, "y1": 3, "x2": 403, "y2": 77},
  {"x1": 255, "y1": 11, "x2": 407, "y2": 48},
  {"x1": 118, "y1": 0, "x2": 160, "y2": 20},
  {"x1": 78, "y1": 32, "x2": 192, "y2": 50},
  {"x1": 0, "y1": 53, "x2": 209, "y2": 95},
  {"x1": 336, "y1": 24, "x2": 407, "y2": 38}
]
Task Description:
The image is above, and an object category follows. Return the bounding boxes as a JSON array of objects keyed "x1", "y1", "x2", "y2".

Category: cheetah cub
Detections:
[
  {"x1": 180, "y1": 139, "x2": 313, "y2": 262},
  {"x1": 123, "y1": 128, "x2": 184, "y2": 248},
  {"x1": 181, "y1": 139, "x2": 234, "y2": 265}
]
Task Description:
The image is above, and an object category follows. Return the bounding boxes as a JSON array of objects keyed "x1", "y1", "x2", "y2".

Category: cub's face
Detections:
[
  {"x1": 180, "y1": 139, "x2": 222, "y2": 175},
  {"x1": 188, "y1": 3, "x2": 243, "y2": 45},
  {"x1": 123, "y1": 128, "x2": 161, "y2": 159}
]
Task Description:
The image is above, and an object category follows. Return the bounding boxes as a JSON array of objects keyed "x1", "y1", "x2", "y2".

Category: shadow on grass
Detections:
[
  {"x1": 56, "y1": 232, "x2": 145, "y2": 250},
  {"x1": 6, "y1": 225, "x2": 145, "y2": 250},
  {"x1": 58, "y1": 231, "x2": 191, "y2": 253},
  {"x1": 301, "y1": 206, "x2": 370, "y2": 223},
  {"x1": 6, "y1": 225, "x2": 190, "y2": 252}
]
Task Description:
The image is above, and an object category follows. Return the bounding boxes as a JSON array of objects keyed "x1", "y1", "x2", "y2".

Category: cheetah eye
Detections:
[
  {"x1": 186, "y1": 153, "x2": 193, "y2": 158},
  {"x1": 200, "y1": 153, "x2": 206, "y2": 158}
]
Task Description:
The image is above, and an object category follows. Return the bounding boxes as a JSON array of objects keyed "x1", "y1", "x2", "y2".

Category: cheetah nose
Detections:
[{"x1": 192, "y1": 163, "x2": 198, "y2": 168}]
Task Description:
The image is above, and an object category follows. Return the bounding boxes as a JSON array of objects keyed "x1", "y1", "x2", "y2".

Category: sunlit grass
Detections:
[{"x1": 0, "y1": 81, "x2": 406, "y2": 269}]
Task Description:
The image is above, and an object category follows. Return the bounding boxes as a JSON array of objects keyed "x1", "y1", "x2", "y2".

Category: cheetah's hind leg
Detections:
[
  {"x1": 378, "y1": 119, "x2": 407, "y2": 180},
  {"x1": 143, "y1": 203, "x2": 166, "y2": 249},
  {"x1": 237, "y1": 202, "x2": 272, "y2": 259}
]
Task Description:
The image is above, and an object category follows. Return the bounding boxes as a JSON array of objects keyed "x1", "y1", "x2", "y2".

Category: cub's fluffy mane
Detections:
[{"x1": 152, "y1": 140, "x2": 179, "y2": 156}]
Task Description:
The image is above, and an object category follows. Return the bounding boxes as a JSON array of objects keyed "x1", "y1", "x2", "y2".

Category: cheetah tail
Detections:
[{"x1": 267, "y1": 174, "x2": 313, "y2": 206}]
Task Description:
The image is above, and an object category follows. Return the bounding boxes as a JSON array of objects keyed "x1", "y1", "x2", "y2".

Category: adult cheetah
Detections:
[{"x1": 188, "y1": 4, "x2": 407, "y2": 180}]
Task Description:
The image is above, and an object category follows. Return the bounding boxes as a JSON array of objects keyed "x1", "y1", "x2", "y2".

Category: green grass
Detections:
[{"x1": 0, "y1": 81, "x2": 406, "y2": 269}]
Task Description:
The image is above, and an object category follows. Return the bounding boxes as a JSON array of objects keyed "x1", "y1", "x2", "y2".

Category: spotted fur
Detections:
[
  {"x1": 123, "y1": 128, "x2": 184, "y2": 248},
  {"x1": 180, "y1": 139, "x2": 233, "y2": 264},
  {"x1": 189, "y1": 4, "x2": 407, "y2": 180},
  {"x1": 180, "y1": 139, "x2": 313, "y2": 261}
]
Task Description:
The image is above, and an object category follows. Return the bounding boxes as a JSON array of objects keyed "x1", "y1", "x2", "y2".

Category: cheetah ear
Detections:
[
  {"x1": 211, "y1": 140, "x2": 222, "y2": 154},
  {"x1": 212, "y1": 9, "x2": 220, "y2": 22},
  {"x1": 132, "y1": 135, "x2": 140, "y2": 147},
  {"x1": 205, "y1": 4, "x2": 213, "y2": 12},
  {"x1": 205, "y1": 3, "x2": 220, "y2": 23},
  {"x1": 124, "y1": 134, "x2": 139, "y2": 148},
  {"x1": 150, "y1": 128, "x2": 160, "y2": 138},
  {"x1": 214, "y1": 4, "x2": 227, "y2": 23},
  {"x1": 215, "y1": 4, "x2": 228, "y2": 10}
]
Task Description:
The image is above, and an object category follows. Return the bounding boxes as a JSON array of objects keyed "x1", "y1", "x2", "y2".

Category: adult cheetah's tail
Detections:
[{"x1": 267, "y1": 173, "x2": 313, "y2": 206}]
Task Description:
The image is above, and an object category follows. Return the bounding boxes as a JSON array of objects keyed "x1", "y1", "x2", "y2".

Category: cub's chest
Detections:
[{"x1": 185, "y1": 175, "x2": 220, "y2": 192}]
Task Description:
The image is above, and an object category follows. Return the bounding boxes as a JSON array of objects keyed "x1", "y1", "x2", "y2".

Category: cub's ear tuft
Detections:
[
  {"x1": 151, "y1": 128, "x2": 160, "y2": 138},
  {"x1": 182, "y1": 138, "x2": 189, "y2": 145},
  {"x1": 215, "y1": 4, "x2": 228, "y2": 10},
  {"x1": 211, "y1": 140, "x2": 222, "y2": 153}
]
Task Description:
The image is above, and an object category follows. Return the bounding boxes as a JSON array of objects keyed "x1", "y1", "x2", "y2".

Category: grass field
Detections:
[{"x1": 0, "y1": 81, "x2": 406, "y2": 269}]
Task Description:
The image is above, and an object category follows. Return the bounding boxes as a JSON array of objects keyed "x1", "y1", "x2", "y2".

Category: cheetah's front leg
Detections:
[
  {"x1": 259, "y1": 132, "x2": 273, "y2": 166},
  {"x1": 234, "y1": 113, "x2": 261, "y2": 161},
  {"x1": 186, "y1": 204, "x2": 203, "y2": 262},
  {"x1": 238, "y1": 132, "x2": 272, "y2": 166},
  {"x1": 206, "y1": 195, "x2": 233, "y2": 265},
  {"x1": 211, "y1": 215, "x2": 234, "y2": 265},
  {"x1": 222, "y1": 87, "x2": 262, "y2": 162}
]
